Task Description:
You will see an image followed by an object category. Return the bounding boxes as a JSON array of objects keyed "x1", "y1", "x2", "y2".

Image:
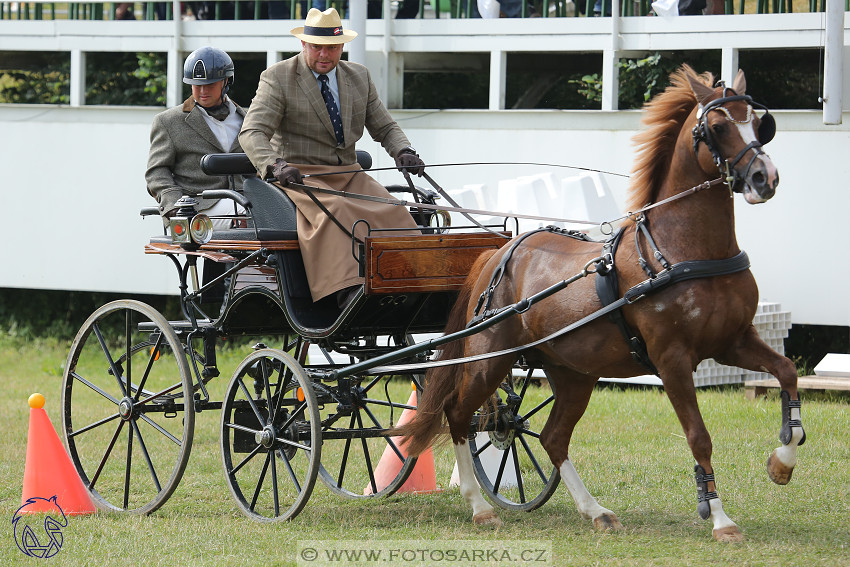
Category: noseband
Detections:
[{"x1": 692, "y1": 88, "x2": 776, "y2": 193}]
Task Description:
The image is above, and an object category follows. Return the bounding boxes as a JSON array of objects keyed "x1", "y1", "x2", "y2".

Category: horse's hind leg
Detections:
[
  {"x1": 453, "y1": 441, "x2": 501, "y2": 526},
  {"x1": 542, "y1": 367, "x2": 623, "y2": 531},
  {"x1": 716, "y1": 325, "x2": 806, "y2": 485},
  {"x1": 446, "y1": 355, "x2": 518, "y2": 527}
]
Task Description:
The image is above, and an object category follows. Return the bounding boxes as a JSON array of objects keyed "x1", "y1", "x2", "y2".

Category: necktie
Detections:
[{"x1": 319, "y1": 74, "x2": 344, "y2": 146}]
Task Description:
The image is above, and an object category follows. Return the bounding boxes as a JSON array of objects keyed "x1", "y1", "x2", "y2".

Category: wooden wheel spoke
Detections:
[
  {"x1": 130, "y1": 419, "x2": 162, "y2": 492},
  {"x1": 510, "y1": 439, "x2": 526, "y2": 503},
  {"x1": 89, "y1": 420, "x2": 126, "y2": 490},
  {"x1": 230, "y1": 444, "x2": 263, "y2": 476},
  {"x1": 518, "y1": 434, "x2": 548, "y2": 484},
  {"x1": 250, "y1": 453, "x2": 271, "y2": 512},
  {"x1": 335, "y1": 413, "x2": 357, "y2": 488},
  {"x1": 492, "y1": 441, "x2": 512, "y2": 495}
]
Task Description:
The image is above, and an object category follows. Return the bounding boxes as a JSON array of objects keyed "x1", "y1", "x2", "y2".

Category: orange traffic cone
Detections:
[
  {"x1": 364, "y1": 389, "x2": 439, "y2": 495},
  {"x1": 20, "y1": 393, "x2": 97, "y2": 515}
]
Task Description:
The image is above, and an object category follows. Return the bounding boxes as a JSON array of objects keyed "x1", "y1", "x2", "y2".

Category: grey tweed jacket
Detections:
[
  {"x1": 146, "y1": 97, "x2": 246, "y2": 216},
  {"x1": 239, "y1": 52, "x2": 410, "y2": 176}
]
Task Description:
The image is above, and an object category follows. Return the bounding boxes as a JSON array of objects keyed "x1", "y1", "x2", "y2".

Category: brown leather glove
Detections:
[
  {"x1": 395, "y1": 148, "x2": 425, "y2": 176},
  {"x1": 271, "y1": 158, "x2": 302, "y2": 186}
]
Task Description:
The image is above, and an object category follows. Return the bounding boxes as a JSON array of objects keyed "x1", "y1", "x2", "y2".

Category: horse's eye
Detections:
[{"x1": 711, "y1": 123, "x2": 726, "y2": 136}]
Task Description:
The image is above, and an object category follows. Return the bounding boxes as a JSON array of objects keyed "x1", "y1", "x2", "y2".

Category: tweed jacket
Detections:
[
  {"x1": 239, "y1": 52, "x2": 411, "y2": 176},
  {"x1": 146, "y1": 97, "x2": 246, "y2": 217}
]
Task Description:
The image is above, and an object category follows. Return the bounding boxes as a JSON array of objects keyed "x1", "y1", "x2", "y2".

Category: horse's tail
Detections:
[{"x1": 391, "y1": 248, "x2": 499, "y2": 457}]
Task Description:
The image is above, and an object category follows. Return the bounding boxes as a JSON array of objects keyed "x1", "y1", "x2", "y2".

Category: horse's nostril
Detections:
[{"x1": 751, "y1": 171, "x2": 765, "y2": 187}]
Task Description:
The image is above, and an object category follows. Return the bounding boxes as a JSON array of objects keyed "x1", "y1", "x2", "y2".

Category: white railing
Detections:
[{"x1": 1, "y1": 2, "x2": 847, "y2": 116}]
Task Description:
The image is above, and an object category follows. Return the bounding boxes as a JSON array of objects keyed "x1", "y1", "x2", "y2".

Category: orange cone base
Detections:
[
  {"x1": 364, "y1": 391, "x2": 440, "y2": 495},
  {"x1": 21, "y1": 408, "x2": 97, "y2": 515}
]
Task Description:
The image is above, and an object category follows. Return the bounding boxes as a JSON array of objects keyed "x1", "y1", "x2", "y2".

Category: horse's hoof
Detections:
[
  {"x1": 713, "y1": 526, "x2": 744, "y2": 543},
  {"x1": 592, "y1": 513, "x2": 623, "y2": 531},
  {"x1": 767, "y1": 451, "x2": 794, "y2": 485},
  {"x1": 473, "y1": 510, "x2": 502, "y2": 527}
]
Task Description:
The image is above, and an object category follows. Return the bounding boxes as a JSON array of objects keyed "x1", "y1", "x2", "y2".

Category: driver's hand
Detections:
[
  {"x1": 271, "y1": 158, "x2": 302, "y2": 186},
  {"x1": 395, "y1": 149, "x2": 425, "y2": 176}
]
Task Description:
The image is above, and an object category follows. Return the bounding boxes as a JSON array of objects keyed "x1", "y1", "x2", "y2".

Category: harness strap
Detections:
[
  {"x1": 596, "y1": 229, "x2": 660, "y2": 375},
  {"x1": 366, "y1": 249, "x2": 751, "y2": 376},
  {"x1": 472, "y1": 229, "x2": 548, "y2": 321},
  {"x1": 471, "y1": 227, "x2": 596, "y2": 325},
  {"x1": 634, "y1": 216, "x2": 670, "y2": 278}
]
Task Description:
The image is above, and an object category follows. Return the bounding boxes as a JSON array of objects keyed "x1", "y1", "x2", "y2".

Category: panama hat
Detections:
[{"x1": 291, "y1": 8, "x2": 358, "y2": 45}]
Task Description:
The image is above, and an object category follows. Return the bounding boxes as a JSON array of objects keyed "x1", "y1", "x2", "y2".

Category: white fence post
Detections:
[{"x1": 823, "y1": 0, "x2": 844, "y2": 125}]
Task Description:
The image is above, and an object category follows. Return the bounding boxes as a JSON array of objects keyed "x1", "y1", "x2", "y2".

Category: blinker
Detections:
[{"x1": 757, "y1": 111, "x2": 776, "y2": 145}]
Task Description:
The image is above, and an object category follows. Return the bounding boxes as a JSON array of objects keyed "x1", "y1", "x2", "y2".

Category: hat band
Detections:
[{"x1": 304, "y1": 25, "x2": 344, "y2": 37}]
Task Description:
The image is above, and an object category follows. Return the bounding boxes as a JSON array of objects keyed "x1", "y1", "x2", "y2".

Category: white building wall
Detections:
[
  {"x1": 1, "y1": 105, "x2": 847, "y2": 325},
  {"x1": 2, "y1": 10, "x2": 849, "y2": 325}
]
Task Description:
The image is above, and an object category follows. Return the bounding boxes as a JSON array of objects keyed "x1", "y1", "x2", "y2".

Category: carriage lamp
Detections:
[
  {"x1": 169, "y1": 196, "x2": 213, "y2": 248},
  {"x1": 189, "y1": 213, "x2": 214, "y2": 245}
]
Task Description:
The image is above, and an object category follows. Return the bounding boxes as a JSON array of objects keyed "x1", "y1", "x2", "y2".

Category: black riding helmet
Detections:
[{"x1": 183, "y1": 47, "x2": 234, "y2": 95}]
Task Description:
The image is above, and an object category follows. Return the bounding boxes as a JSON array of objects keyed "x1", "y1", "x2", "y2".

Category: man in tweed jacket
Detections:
[
  {"x1": 239, "y1": 8, "x2": 426, "y2": 306},
  {"x1": 147, "y1": 47, "x2": 246, "y2": 229}
]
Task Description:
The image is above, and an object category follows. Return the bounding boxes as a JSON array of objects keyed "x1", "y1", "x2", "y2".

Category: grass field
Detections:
[{"x1": 1, "y1": 334, "x2": 848, "y2": 566}]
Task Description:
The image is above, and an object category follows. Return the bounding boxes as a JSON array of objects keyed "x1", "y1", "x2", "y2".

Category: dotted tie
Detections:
[{"x1": 319, "y1": 74, "x2": 344, "y2": 147}]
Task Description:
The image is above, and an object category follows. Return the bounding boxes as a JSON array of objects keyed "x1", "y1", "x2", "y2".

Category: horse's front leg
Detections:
[
  {"x1": 717, "y1": 325, "x2": 806, "y2": 485},
  {"x1": 658, "y1": 358, "x2": 743, "y2": 542}
]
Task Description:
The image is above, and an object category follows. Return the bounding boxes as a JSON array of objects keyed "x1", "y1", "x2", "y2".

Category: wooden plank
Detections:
[
  {"x1": 744, "y1": 375, "x2": 850, "y2": 399},
  {"x1": 365, "y1": 232, "x2": 510, "y2": 294},
  {"x1": 145, "y1": 241, "x2": 238, "y2": 263},
  {"x1": 202, "y1": 239, "x2": 299, "y2": 252},
  {"x1": 144, "y1": 239, "x2": 298, "y2": 260},
  {"x1": 231, "y1": 265, "x2": 280, "y2": 293}
]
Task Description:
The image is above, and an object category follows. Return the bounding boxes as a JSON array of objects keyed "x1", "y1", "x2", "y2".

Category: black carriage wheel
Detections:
[
  {"x1": 221, "y1": 348, "x2": 320, "y2": 522},
  {"x1": 316, "y1": 375, "x2": 421, "y2": 499},
  {"x1": 468, "y1": 372, "x2": 560, "y2": 511},
  {"x1": 61, "y1": 300, "x2": 195, "y2": 515}
]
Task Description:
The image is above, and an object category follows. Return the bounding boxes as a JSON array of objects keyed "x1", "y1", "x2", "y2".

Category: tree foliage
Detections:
[{"x1": 0, "y1": 52, "x2": 166, "y2": 105}]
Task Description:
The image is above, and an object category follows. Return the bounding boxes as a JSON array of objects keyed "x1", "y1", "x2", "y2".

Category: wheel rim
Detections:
[
  {"x1": 469, "y1": 373, "x2": 559, "y2": 511},
  {"x1": 317, "y1": 374, "x2": 420, "y2": 499},
  {"x1": 61, "y1": 300, "x2": 194, "y2": 515},
  {"x1": 221, "y1": 349, "x2": 320, "y2": 522}
]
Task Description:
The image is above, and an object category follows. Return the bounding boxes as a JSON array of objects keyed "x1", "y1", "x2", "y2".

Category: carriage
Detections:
[
  {"x1": 59, "y1": 150, "x2": 560, "y2": 522},
  {"x1": 61, "y1": 67, "x2": 806, "y2": 540}
]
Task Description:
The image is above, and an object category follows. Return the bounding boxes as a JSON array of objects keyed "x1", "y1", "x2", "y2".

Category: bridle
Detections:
[{"x1": 691, "y1": 86, "x2": 776, "y2": 193}]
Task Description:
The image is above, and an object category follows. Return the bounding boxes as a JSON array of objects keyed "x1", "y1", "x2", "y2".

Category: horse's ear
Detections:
[
  {"x1": 731, "y1": 69, "x2": 747, "y2": 95},
  {"x1": 687, "y1": 73, "x2": 715, "y2": 106}
]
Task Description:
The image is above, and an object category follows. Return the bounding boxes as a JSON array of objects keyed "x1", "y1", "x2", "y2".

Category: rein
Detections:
[
  {"x1": 278, "y1": 180, "x2": 608, "y2": 232},
  {"x1": 277, "y1": 174, "x2": 728, "y2": 237},
  {"x1": 355, "y1": 250, "x2": 751, "y2": 376},
  {"x1": 301, "y1": 161, "x2": 631, "y2": 180}
]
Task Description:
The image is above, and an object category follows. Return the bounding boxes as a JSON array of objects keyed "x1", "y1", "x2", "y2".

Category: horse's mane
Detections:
[{"x1": 625, "y1": 65, "x2": 716, "y2": 214}]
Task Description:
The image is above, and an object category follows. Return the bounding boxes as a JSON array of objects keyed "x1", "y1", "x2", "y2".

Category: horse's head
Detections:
[{"x1": 688, "y1": 70, "x2": 779, "y2": 204}]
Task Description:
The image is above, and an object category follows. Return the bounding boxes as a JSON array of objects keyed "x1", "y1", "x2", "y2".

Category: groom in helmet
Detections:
[{"x1": 146, "y1": 46, "x2": 246, "y2": 229}]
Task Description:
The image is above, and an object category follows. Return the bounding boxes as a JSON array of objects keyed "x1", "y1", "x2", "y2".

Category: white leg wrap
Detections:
[{"x1": 559, "y1": 460, "x2": 614, "y2": 521}]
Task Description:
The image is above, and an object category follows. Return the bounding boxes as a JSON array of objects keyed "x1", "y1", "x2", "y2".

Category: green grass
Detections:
[{"x1": 1, "y1": 334, "x2": 848, "y2": 566}]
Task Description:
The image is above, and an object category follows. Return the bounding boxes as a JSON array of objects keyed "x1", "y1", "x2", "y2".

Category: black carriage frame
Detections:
[{"x1": 60, "y1": 156, "x2": 560, "y2": 522}]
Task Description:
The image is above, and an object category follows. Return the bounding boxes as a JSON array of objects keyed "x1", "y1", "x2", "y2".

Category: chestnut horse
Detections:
[{"x1": 394, "y1": 66, "x2": 805, "y2": 542}]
